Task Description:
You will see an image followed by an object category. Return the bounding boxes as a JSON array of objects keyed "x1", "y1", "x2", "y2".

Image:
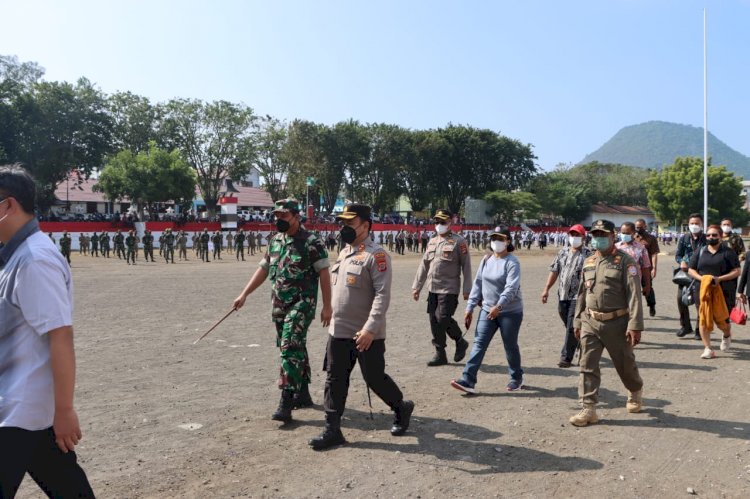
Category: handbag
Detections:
[
  {"x1": 672, "y1": 268, "x2": 693, "y2": 287},
  {"x1": 730, "y1": 302, "x2": 747, "y2": 325},
  {"x1": 680, "y1": 282, "x2": 696, "y2": 307}
]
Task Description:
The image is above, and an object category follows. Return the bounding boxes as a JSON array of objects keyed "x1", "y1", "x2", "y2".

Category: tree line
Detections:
[{"x1": 2, "y1": 54, "x2": 746, "y2": 226}]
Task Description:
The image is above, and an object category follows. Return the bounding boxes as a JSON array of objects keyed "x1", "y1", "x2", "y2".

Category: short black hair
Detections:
[
  {"x1": 621, "y1": 222, "x2": 635, "y2": 231},
  {"x1": 688, "y1": 213, "x2": 703, "y2": 222},
  {"x1": 0, "y1": 164, "x2": 36, "y2": 213},
  {"x1": 721, "y1": 218, "x2": 733, "y2": 225}
]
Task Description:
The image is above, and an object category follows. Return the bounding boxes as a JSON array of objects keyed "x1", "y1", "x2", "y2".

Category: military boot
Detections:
[
  {"x1": 309, "y1": 412, "x2": 346, "y2": 451},
  {"x1": 454, "y1": 338, "x2": 469, "y2": 362},
  {"x1": 293, "y1": 384, "x2": 314, "y2": 410},
  {"x1": 427, "y1": 349, "x2": 448, "y2": 367},
  {"x1": 271, "y1": 390, "x2": 294, "y2": 423},
  {"x1": 626, "y1": 389, "x2": 643, "y2": 413},
  {"x1": 391, "y1": 400, "x2": 415, "y2": 436},
  {"x1": 569, "y1": 404, "x2": 598, "y2": 427}
]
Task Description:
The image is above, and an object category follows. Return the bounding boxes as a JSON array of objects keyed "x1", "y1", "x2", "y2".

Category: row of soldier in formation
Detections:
[{"x1": 50, "y1": 228, "x2": 274, "y2": 264}]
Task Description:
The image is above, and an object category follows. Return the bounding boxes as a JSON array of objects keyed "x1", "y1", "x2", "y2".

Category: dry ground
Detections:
[{"x1": 16, "y1": 244, "x2": 750, "y2": 498}]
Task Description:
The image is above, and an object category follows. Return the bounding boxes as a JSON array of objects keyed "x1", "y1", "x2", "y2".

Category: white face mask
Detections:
[
  {"x1": 435, "y1": 223, "x2": 449, "y2": 235},
  {"x1": 490, "y1": 240, "x2": 507, "y2": 253},
  {"x1": 689, "y1": 224, "x2": 702, "y2": 234},
  {"x1": 569, "y1": 236, "x2": 583, "y2": 248},
  {"x1": 721, "y1": 225, "x2": 732, "y2": 234}
]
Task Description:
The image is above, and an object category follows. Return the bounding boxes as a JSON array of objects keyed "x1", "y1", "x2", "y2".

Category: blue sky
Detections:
[{"x1": 2, "y1": 0, "x2": 748, "y2": 171}]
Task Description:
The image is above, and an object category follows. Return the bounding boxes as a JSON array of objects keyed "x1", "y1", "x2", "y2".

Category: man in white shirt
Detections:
[{"x1": 0, "y1": 165, "x2": 94, "y2": 497}]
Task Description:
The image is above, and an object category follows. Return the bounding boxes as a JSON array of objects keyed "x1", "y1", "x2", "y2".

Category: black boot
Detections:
[
  {"x1": 271, "y1": 390, "x2": 294, "y2": 423},
  {"x1": 391, "y1": 400, "x2": 414, "y2": 436},
  {"x1": 454, "y1": 338, "x2": 469, "y2": 362},
  {"x1": 427, "y1": 349, "x2": 448, "y2": 366},
  {"x1": 293, "y1": 384, "x2": 314, "y2": 409},
  {"x1": 309, "y1": 412, "x2": 346, "y2": 450}
]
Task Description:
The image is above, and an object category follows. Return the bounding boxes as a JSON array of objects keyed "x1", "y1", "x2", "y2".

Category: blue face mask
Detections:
[
  {"x1": 620, "y1": 234, "x2": 632, "y2": 243},
  {"x1": 591, "y1": 236, "x2": 611, "y2": 251}
]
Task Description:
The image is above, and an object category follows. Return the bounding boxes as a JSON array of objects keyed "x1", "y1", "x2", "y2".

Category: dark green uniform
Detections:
[
  {"x1": 90, "y1": 232, "x2": 99, "y2": 257},
  {"x1": 260, "y1": 229, "x2": 329, "y2": 392},
  {"x1": 100, "y1": 233, "x2": 111, "y2": 258},
  {"x1": 177, "y1": 232, "x2": 188, "y2": 260},
  {"x1": 113, "y1": 231, "x2": 125, "y2": 259},
  {"x1": 163, "y1": 230, "x2": 175, "y2": 263},
  {"x1": 212, "y1": 231, "x2": 223, "y2": 260},
  {"x1": 125, "y1": 231, "x2": 137, "y2": 265},
  {"x1": 235, "y1": 231, "x2": 246, "y2": 261},
  {"x1": 199, "y1": 230, "x2": 210, "y2": 262},
  {"x1": 60, "y1": 233, "x2": 72, "y2": 264},
  {"x1": 142, "y1": 231, "x2": 155, "y2": 262}
]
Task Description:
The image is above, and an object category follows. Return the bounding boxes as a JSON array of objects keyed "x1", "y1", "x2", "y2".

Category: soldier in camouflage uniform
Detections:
[
  {"x1": 199, "y1": 228, "x2": 210, "y2": 262},
  {"x1": 177, "y1": 230, "x2": 188, "y2": 260},
  {"x1": 125, "y1": 229, "x2": 137, "y2": 265},
  {"x1": 100, "y1": 232, "x2": 111, "y2": 258},
  {"x1": 720, "y1": 218, "x2": 746, "y2": 261},
  {"x1": 113, "y1": 230, "x2": 125, "y2": 259},
  {"x1": 163, "y1": 228, "x2": 176, "y2": 263},
  {"x1": 158, "y1": 232, "x2": 166, "y2": 257},
  {"x1": 59, "y1": 232, "x2": 72, "y2": 265},
  {"x1": 78, "y1": 233, "x2": 86, "y2": 255},
  {"x1": 212, "y1": 231, "x2": 223, "y2": 260},
  {"x1": 90, "y1": 231, "x2": 100, "y2": 257},
  {"x1": 248, "y1": 230, "x2": 257, "y2": 256},
  {"x1": 233, "y1": 199, "x2": 332, "y2": 424},
  {"x1": 142, "y1": 230, "x2": 155, "y2": 262},
  {"x1": 235, "y1": 229, "x2": 246, "y2": 261},
  {"x1": 226, "y1": 231, "x2": 234, "y2": 254}
]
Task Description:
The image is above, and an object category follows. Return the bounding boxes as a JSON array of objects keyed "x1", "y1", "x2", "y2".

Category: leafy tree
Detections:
[
  {"x1": 10, "y1": 78, "x2": 114, "y2": 211},
  {"x1": 528, "y1": 169, "x2": 592, "y2": 224},
  {"x1": 568, "y1": 162, "x2": 650, "y2": 206},
  {"x1": 396, "y1": 130, "x2": 437, "y2": 213},
  {"x1": 349, "y1": 123, "x2": 405, "y2": 214},
  {"x1": 484, "y1": 190, "x2": 541, "y2": 224},
  {"x1": 253, "y1": 116, "x2": 290, "y2": 200},
  {"x1": 161, "y1": 99, "x2": 257, "y2": 214},
  {"x1": 646, "y1": 156, "x2": 748, "y2": 226},
  {"x1": 95, "y1": 143, "x2": 196, "y2": 218},
  {"x1": 108, "y1": 91, "x2": 158, "y2": 153}
]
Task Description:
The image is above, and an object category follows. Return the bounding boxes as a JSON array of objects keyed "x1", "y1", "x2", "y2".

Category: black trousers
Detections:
[
  {"x1": 427, "y1": 292, "x2": 462, "y2": 350},
  {"x1": 0, "y1": 427, "x2": 94, "y2": 499},
  {"x1": 558, "y1": 299, "x2": 579, "y2": 362},
  {"x1": 323, "y1": 337, "x2": 403, "y2": 417}
]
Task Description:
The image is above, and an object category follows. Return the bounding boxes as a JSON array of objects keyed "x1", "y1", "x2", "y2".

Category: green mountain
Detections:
[{"x1": 580, "y1": 121, "x2": 750, "y2": 179}]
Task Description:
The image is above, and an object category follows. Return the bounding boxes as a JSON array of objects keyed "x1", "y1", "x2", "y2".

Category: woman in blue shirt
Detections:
[{"x1": 451, "y1": 227, "x2": 524, "y2": 393}]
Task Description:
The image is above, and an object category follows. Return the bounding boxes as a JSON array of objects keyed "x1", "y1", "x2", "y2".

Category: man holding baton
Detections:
[
  {"x1": 233, "y1": 199, "x2": 332, "y2": 424},
  {"x1": 309, "y1": 204, "x2": 414, "y2": 450}
]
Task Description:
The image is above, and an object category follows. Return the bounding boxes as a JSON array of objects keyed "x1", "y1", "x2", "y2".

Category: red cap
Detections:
[{"x1": 568, "y1": 224, "x2": 586, "y2": 236}]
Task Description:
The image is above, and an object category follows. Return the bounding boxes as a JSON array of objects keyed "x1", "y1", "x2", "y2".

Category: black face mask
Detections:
[
  {"x1": 636, "y1": 228, "x2": 646, "y2": 235},
  {"x1": 707, "y1": 237, "x2": 721, "y2": 246},
  {"x1": 275, "y1": 219, "x2": 290, "y2": 232},
  {"x1": 340, "y1": 225, "x2": 358, "y2": 245}
]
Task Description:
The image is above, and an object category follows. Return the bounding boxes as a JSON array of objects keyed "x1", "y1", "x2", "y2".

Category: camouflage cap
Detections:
[
  {"x1": 274, "y1": 198, "x2": 301, "y2": 213},
  {"x1": 590, "y1": 219, "x2": 615, "y2": 234},
  {"x1": 434, "y1": 209, "x2": 452, "y2": 221},
  {"x1": 336, "y1": 203, "x2": 371, "y2": 221}
]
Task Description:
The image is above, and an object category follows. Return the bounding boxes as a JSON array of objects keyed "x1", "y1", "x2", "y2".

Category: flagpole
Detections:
[{"x1": 703, "y1": 8, "x2": 708, "y2": 225}]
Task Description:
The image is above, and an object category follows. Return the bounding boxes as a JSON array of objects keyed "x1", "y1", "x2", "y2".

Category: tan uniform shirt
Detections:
[
  {"x1": 412, "y1": 232, "x2": 472, "y2": 295},
  {"x1": 574, "y1": 250, "x2": 644, "y2": 332},
  {"x1": 329, "y1": 240, "x2": 391, "y2": 340}
]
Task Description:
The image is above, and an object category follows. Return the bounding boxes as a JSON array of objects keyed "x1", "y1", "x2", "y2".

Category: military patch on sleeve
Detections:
[
  {"x1": 628, "y1": 264, "x2": 638, "y2": 276},
  {"x1": 460, "y1": 242, "x2": 468, "y2": 254},
  {"x1": 374, "y1": 251, "x2": 388, "y2": 272}
]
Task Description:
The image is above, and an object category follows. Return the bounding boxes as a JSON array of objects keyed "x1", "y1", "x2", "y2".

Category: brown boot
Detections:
[
  {"x1": 569, "y1": 404, "x2": 598, "y2": 427},
  {"x1": 626, "y1": 389, "x2": 643, "y2": 413}
]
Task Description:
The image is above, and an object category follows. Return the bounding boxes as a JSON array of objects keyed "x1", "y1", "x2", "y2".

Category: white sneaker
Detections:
[
  {"x1": 720, "y1": 335, "x2": 731, "y2": 351},
  {"x1": 700, "y1": 348, "x2": 716, "y2": 359}
]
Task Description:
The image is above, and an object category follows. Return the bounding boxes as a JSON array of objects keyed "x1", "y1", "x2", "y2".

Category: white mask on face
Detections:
[
  {"x1": 721, "y1": 225, "x2": 732, "y2": 234},
  {"x1": 689, "y1": 224, "x2": 702, "y2": 234},
  {"x1": 490, "y1": 240, "x2": 507, "y2": 253},
  {"x1": 435, "y1": 223, "x2": 449, "y2": 235},
  {"x1": 569, "y1": 236, "x2": 583, "y2": 248}
]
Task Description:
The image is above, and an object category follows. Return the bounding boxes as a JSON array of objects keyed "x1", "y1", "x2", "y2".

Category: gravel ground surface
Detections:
[{"x1": 16, "y1": 244, "x2": 750, "y2": 498}]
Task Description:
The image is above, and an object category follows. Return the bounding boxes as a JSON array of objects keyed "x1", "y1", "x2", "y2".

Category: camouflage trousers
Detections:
[{"x1": 273, "y1": 305, "x2": 315, "y2": 392}]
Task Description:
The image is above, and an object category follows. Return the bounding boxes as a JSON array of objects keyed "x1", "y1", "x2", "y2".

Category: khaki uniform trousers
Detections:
[{"x1": 579, "y1": 314, "x2": 643, "y2": 405}]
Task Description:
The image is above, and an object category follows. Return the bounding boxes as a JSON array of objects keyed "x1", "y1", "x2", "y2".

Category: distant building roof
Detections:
[
  {"x1": 55, "y1": 178, "x2": 273, "y2": 208},
  {"x1": 54, "y1": 178, "x2": 112, "y2": 203},
  {"x1": 590, "y1": 203, "x2": 654, "y2": 216}
]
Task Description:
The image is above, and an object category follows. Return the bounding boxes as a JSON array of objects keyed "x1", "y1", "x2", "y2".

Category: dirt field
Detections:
[{"x1": 16, "y1": 244, "x2": 750, "y2": 498}]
